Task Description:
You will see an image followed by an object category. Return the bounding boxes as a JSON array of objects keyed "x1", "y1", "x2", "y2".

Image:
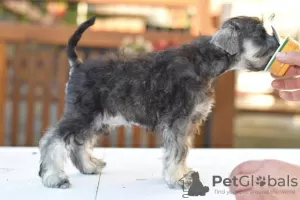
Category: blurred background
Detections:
[{"x1": 0, "y1": 0, "x2": 299, "y2": 148}]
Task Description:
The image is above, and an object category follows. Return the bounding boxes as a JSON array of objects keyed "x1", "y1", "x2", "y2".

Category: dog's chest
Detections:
[
  {"x1": 95, "y1": 112, "x2": 140, "y2": 128},
  {"x1": 192, "y1": 83, "x2": 215, "y2": 119},
  {"x1": 192, "y1": 99, "x2": 214, "y2": 119}
]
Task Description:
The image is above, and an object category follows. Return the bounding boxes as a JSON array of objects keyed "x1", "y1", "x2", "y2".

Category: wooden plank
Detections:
[
  {"x1": 0, "y1": 148, "x2": 101, "y2": 200},
  {"x1": 146, "y1": 130, "x2": 156, "y2": 148},
  {"x1": 116, "y1": 126, "x2": 125, "y2": 147},
  {"x1": 236, "y1": 94, "x2": 300, "y2": 114},
  {"x1": 94, "y1": 148, "x2": 300, "y2": 200},
  {"x1": 0, "y1": 42, "x2": 7, "y2": 146},
  {"x1": 25, "y1": 50, "x2": 36, "y2": 146},
  {"x1": 193, "y1": 125, "x2": 204, "y2": 148},
  {"x1": 11, "y1": 45, "x2": 25, "y2": 146},
  {"x1": 7, "y1": 94, "x2": 59, "y2": 102},
  {"x1": 56, "y1": 50, "x2": 69, "y2": 120},
  {"x1": 41, "y1": 50, "x2": 53, "y2": 134},
  {"x1": 211, "y1": 71, "x2": 235, "y2": 148},
  {"x1": 101, "y1": 135, "x2": 111, "y2": 147},
  {"x1": 73, "y1": 0, "x2": 196, "y2": 7},
  {"x1": 132, "y1": 125, "x2": 141, "y2": 147},
  {"x1": 0, "y1": 22, "x2": 194, "y2": 48},
  {"x1": 2, "y1": 148, "x2": 300, "y2": 200},
  {"x1": 193, "y1": 0, "x2": 215, "y2": 36}
]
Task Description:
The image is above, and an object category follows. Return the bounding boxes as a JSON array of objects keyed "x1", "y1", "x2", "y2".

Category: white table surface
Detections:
[{"x1": 1, "y1": 148, "x2": 300, "y2": 200}]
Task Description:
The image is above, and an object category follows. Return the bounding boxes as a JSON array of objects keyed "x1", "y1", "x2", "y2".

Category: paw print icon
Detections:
[{"x1": 256, "y1": 176, "x2": 266, "y2": 187}]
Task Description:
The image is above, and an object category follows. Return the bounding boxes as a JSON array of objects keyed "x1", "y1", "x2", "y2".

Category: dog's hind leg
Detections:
[
  {"x1": 39, "y1": 116, "x2": 100, "y2": 188},
  {"x1": 39, "y1": 126, "x2": 70, "y2": 189},
  {"x1": 69, "y1": 126, "x2": 107, "y2": 175},
  {"x1": 161, "y1": 119, "x2": 194, "y2": 189}
]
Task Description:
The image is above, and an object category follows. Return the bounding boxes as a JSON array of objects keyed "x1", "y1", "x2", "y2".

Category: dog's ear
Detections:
[{"x1": 210, "y1": 25, "x2": 239, "y2": 55}]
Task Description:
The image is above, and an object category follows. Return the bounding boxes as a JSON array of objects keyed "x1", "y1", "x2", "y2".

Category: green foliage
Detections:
[{"x1": 62, "y1": 2, "x2": 77, "y2": 24}]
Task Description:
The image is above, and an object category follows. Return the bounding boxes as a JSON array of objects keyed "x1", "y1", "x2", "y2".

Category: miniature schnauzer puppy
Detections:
[{"x1": 38, "y1": 16, "x2": 279, "y2": 189}]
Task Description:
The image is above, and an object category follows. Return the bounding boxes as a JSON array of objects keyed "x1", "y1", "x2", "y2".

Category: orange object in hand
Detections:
[{"x1": 265, "y1": 37, "x2": 300, "y2": 76}]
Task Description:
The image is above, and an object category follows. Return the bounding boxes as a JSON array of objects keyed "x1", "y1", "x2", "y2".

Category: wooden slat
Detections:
[
  {"x1": 41, "y1": 50, "x2": 54, "y2": 134},
  {"x1": 211, "y1": 71, "x2": 235, "y2": 148},
  {"x1": 116, "y1": 126, "x2": 125, "y2": 147},
  {"x1": 236, "y1": 94, "x2": 300, "y2": 114},
  {"x1": 189, "y1": 0, "x2": 216, "y2": 36},
  {"x1": 25, "y1": 50, "x2": 36, "y2": 146},
  {"x1": 101, "y1": 136, "x2": 111, "y2": 147},
  {"x1": 0, "y1": 22, "x2": 194, "y2": 48},
  {"x1": 197, "y1": 0, "x2": 215, "y2": 35},
  {"x1": 11, "y1": 45, "x2": 25, "y2": 146},
  {"x1": 132, "y1": 125, "x2": 141, "y2": 147},
  {"x1": 193, "y1": 125, "x2": 204, "y2": 148},
  {"x1": 0, "y1": 42, "x2": 7, "y2": 146},
  {"x1": 56, "y1": 50, "x2": 69, "y2": 120},
  {"x1": 194, "y1": 135, "x2": 203, "y2": 147},
  {"x1": 7, "y1": 95, "x2": 58, "y2": 102},
  {"x1": 146, "y1": 130, "x2": 156, "y2": 148}
]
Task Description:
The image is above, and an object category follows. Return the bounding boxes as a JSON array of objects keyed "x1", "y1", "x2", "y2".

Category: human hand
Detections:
[
  {"x1": 271, "y1": 51, "x2": 300, "y2": 101},
  {"x1": 230, "y1": 159, "x2": 300, "y2": 200}
]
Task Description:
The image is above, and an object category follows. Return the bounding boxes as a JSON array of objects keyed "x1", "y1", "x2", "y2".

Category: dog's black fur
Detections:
[{"x1": 38, "y1": 16, "x2": 279, "y2": 189}]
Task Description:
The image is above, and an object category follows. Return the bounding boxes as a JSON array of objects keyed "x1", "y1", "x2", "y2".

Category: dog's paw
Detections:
[
  {"x1": 42, "y1": 173, "x2": 71, "y2": 189},
  {"x1": 91, "y1": 157, "x2": 107, "y2": 168},
  {"x1": 57, "y1": 179, "x2": 71, "y2": 189},
  {"x1": 179, "y1": 170, "x2": 193, "y2": 188},
  {"x1": 80, "y1": 157, "x2": 106, "y2": 175}
]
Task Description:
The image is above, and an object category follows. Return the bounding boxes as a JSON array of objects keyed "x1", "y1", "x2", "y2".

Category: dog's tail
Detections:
[{"x1": 66, "y1": 16, "x2": 96, "y2": 68}]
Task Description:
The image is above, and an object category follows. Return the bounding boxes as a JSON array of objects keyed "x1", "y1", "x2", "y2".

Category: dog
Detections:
[{"x1": 38, "y1": 16, "x2": 279, "y2": 189}]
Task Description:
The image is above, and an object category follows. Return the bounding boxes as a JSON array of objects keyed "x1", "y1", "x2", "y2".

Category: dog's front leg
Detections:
[{"x1": 162, "y1": 119, "x2": 193, "y2": 189}]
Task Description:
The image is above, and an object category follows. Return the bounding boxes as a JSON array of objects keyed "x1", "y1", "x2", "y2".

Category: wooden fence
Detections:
[{"x1": 0, "y1": 22, "x2": 235, "y2": 148}]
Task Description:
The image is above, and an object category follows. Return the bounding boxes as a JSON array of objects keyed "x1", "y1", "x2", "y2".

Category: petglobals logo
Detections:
[{"x1": 212, "y1": 175, "x2": 298, "y2": 187}]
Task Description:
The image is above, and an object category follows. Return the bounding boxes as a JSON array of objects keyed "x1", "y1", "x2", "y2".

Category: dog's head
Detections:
[{"x1": 210, "y1": 16, "x2": 280, "y2": 71}]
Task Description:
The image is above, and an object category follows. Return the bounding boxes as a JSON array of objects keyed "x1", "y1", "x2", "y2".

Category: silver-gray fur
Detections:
[{"x1": 38, "y1": 16, "x2": 279, "y2": 189}]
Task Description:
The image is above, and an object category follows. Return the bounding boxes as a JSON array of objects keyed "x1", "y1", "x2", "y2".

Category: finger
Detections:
[
  {"x1": 230, "y1": 160, "x2": 264, "y2": 178},
  {"x1": 276, "y1": 51, "x2": 300, "y2": 66},
  {"x1": 271, "y1": 77, "x2": 300, "y2": 90},
  {"x1": 278, "y1": 90, "x2": 300, "y2": 101},
  {"x1": 285, "y1": 65, "x2": 300, "y2": 76}
]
